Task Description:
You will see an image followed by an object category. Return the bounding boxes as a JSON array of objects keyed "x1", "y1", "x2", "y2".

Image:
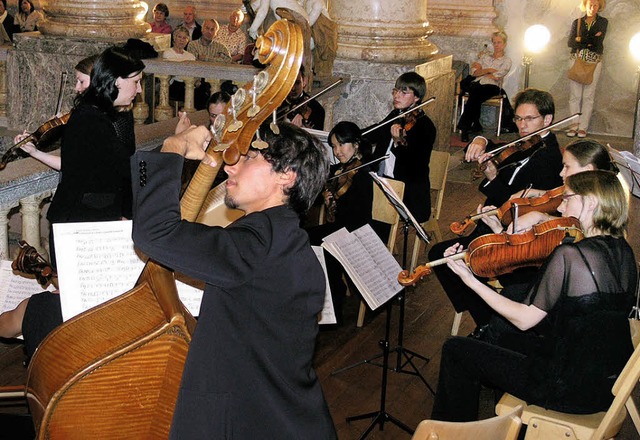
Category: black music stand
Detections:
[{"x1": 339, "y1": 175, "x2": 435, "y2": 439}]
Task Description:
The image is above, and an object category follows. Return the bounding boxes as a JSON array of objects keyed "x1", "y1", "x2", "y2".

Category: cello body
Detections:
[{"x1": 24, "y1": 19, "x2": 303, "y2": 439}]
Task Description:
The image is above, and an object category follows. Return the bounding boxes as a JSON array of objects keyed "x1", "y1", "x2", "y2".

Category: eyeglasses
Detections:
[
  {"x1": 392, "y1": 88, "x2": 413, "y2": 96},
  {"x1": 561, "y1": 193, "x2": 580, "y2": 202},
  {"x1": 513, "y1": 115, "x2": 542, "y2": 123}
]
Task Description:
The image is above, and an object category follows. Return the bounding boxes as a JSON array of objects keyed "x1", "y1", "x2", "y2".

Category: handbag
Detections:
[
  {"x1": 567, "y1": 17, "x2": 598, "y2": 85},
  {"x1": 568, "y1": 58, "x2": 597, "y2": 85}
]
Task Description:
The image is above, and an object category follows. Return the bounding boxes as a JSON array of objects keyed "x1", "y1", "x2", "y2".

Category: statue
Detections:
[{"x1": 302, "y1": 0, "x2": 338, "y2": 79}]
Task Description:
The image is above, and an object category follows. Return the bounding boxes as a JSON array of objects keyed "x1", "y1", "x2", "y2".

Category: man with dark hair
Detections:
[
  {"x1": 130, "y1": 122, "x2": 336, "y2": 439},
  {"x1": 428, "y1": 88, "x2": 563, "y2": 335},
  {"x1": 277, "y1": 64, "x2": 325, "y2": 129},
  {"x1": 366, "y1": 71, "x2": 436, "y2": 223}
]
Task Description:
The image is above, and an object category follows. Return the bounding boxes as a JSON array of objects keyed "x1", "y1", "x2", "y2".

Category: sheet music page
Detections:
[
  {"x1": 369, "y1": 172, "x2": 430, "y2": 243},
  {"x1": 312, "y1": 246, "x2": 337, "y2": 325},
  {"x1": 0, "y1": 260, "x2": 55, "y2": 313},
  {"x1": 53, "y1": 221, "x2": 203, "y2": 321},
  {"x1": 322, "y1": 225, "x2": 402, "y2": 310},
  {"x1": 607, "y1": 146, "x2": 640, "y2": 198}
]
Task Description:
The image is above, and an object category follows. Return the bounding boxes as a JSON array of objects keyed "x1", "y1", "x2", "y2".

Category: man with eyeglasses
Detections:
[
  {"x1": 366, "y1": 71, "x2": 436, "y2": 223},
  {"x1": 428, "y1": 88, "x2": 563, "y2": 338}
]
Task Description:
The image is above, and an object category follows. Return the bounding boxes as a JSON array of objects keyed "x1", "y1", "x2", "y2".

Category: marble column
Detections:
[
  {"x1": 20, "y1": 194, "x2": 48, "y2": 257},
  {"x1": 39, "y1": 0, "x2": 149, "y2": 39},
  {"x1": 0, "y1": 205, "x2": 12, "y2": 260},
  {"x1": 329, "y1": 0, "x2": 454, "y2": 152}
]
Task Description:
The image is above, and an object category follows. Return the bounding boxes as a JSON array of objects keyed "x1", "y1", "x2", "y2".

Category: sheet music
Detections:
[
  {"x1": 312, "y1": 246, "x2": 337, "y2": 325},
  {"x1": 607, "y1": 145, "x2": 640, "y2": 198},
  {"x1": 53, "y1": 221, "x2": 203, "y2": 321},
  {"x1": 369, "y1": 172, "x2": 430, "y2": 243},
  {"x1": 322, "y1": 225, "x2": 403, "y2": 310},
  {"x1": 304, "y1": 127, "x2": 338, "y2": 165},
  {"x1": 0, "y1": 260, "x2": 55, "y2": 314}
]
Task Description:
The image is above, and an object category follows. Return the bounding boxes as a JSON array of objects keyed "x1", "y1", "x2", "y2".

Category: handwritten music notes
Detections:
[
  {"x1": 321, "y1": 224, "x2": 403, "y2": 310},
  {"x1": 0, "y1": 260, "x2": 55, "y2": 314},
  {"x1": 53, "y1": 221, "x2": 203, "y2": 321}
]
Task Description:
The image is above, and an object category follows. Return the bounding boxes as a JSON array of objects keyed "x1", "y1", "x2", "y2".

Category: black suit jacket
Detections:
[
  {"x1": 130, "y1": 152, "x2": 337, "y2": 439},
  {"x1": 367, "y1": 109, "x2": 436, "y2": 223},
  {"x1": 479, "y1": 132, "x2": 563, "y2": 207}
]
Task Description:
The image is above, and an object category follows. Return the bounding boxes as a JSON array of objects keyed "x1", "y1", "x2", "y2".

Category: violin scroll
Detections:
[
  {"x1": 12, "y1": 240, "x2": 56, "y2": 288},
  {"x1": 398, "y1": 266, "x2": 433, "y2": 287}
]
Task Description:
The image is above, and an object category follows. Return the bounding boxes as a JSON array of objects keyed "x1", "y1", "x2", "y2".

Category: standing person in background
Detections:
[
  {"x1": 149, "y1": 3, "x2": 172, "y2": 34},
  {"x1": 14, "y1": 0, "x2": 42, "y2": 32},
  {"x1": 566, "y1": 0, "x2": 608, "y2": 138},
  {"x1": 457, "y1": 31, "x2": 516, "y2": 142},
  {"x1": 215, "y1": 9, "x2": 249, "y2": 63},
  {"x1": 366, "y1": 71, "x2": 435, "y2": 223},
  {"x1": 13, "y1": 54, "x2": 99, "y2": 171},
  {"x1": 178, "y1": 5, "x2": 202, "y2": 42},
  {"x1": 46, "y1": 46, "x2": 143, "y2": 267}
]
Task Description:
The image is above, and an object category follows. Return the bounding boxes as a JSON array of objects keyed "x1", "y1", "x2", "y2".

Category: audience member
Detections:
[
  {"x1": 215, "y1": 9, "x2": 249, "y2": 63},
  {"x1": 178, "y1": 5, "x2": 201, "y2": 42},
  {"x1": 163, "y1": 26, "x2": 196, "y2": 105},
  {"x1": 458, "y1": 31, "x2": 516, "y2": 142},
  {"x1": 14, "y1": 0, "x2": 42, "y2": 32},
  {"x1": 188, "y1": 19, "x2": 231, "y2": 63},
  {"x1": 149, "y1": 3, "x2": 172, "y2": 34},
  {"x1": 0, "y1": 0, "x2": 16, "y2": 42}
]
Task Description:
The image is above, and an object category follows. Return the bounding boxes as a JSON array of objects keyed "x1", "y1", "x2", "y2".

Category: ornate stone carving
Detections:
[
  {"x1": 39, "y1": 0, "x2": 150, "y2": 39},
  {"x1": 428, "y1": 0, "x2": 498, "y2": 38}
]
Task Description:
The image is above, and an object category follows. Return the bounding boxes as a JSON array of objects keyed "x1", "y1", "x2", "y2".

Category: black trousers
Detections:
[
  {"x1": 458, "y1": 83, "x2": 512, "y2": 132},
  {"x1": 431, "y1": 336, "x2": 543, "y2": 422}
]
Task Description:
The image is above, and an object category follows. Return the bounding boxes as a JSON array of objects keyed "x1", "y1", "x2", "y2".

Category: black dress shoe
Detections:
[{"x1": 468, "y1": 324, "x2": 489, "y2": 340}]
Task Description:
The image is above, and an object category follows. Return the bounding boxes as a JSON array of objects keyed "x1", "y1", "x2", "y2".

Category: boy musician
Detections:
[
  {"x1": 277, "y1": 65, "x2": 325, "y2": 129},
  {"x1": 428, "y1": 88, "x2": 563, "y2": 335}
]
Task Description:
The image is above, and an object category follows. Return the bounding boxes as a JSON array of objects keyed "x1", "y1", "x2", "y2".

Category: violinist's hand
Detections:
[
  {"x1": 444, "y1": 243, "x2": 475, "y2": 282},
  {"x1": 323, "y1": 189, "x2": 333, "y2": 207},
  {"x1": 15, "y1": 131, "x2": 36, "y2": 155},
  {"x1": 465, "y1": 136, "x2": 487, "y2": 162},
  {"x1": 506, "y1": 211, "x2": 554, "y2": 234},
  {"x1": 478, "y1": 153, "x2": 498, "y2": 180},
  {"x1": 390, "y1": 123, "x2": 404, "y2": 144},
  {"x1": 161, "y1": 125, "x2": 217, "y2": 167},
  {"x1": 477, "y1": 204, "x2": 503, "y2": 233},
  {"x1": 174, "y1": 111, "x2": 191, "y2": 135},
  {"x1": 290, "y1": 113, "x2": 304, "y2": 127}
]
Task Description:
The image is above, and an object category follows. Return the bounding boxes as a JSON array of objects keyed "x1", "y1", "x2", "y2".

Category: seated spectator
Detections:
[
  {"x1": 215, "y1": 9, "x2": 249, "y2": 63},
  {"x1": 457, "y1": 31, "x2": 517, "y2": 142},
  {"x1": 14, "y1": 0, "x2": 42, "y2": 32},
  {"x1": 188, "y1": 18, "x2": 231, "y2": 63},
  {"x1": 149, "y1": 3, "x2": 172, "y2": 34},
  {"x1": 163, "y1": 26, "x2": 197, "y2": 105},
  {"x1": 0, "y1": 0, "x2": 16, "y2": 43},
  {"x1": 178, "y1": 5, "x2": 201, "y2": 42}
]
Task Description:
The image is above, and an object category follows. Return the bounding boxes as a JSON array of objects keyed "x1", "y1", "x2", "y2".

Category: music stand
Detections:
[
  {"x1": 332, "y1": 176, "x2": 433, "y2": 385},
  {"x1": 607, "y1": 145, "x2": 640, "y2": 199}
]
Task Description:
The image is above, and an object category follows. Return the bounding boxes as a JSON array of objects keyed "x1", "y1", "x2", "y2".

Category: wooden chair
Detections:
[
  {"x1": 355, "y1": 178, "x2": 405, "y2": 327},
  {"x1": 409, "y1": 150, "x2": 450, "y2": 272},
  {"x1": 412, "y1": 405, "x2": 523, "y2": 440},
  {"x1": 495, "y1": 321, "x2": 640, "y2": 439},
  {"x1": 453, "y1": 71, "x2": 514, "y2": 137}
]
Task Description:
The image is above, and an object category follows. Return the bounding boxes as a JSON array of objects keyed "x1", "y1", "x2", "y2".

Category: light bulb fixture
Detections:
[{"x1": 522, "y1": 25, "x2": 551, "y2": 89}]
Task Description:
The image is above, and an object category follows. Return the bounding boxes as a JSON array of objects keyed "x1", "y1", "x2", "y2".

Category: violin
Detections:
[
  {"x1": 12, "y1": 240, "x2": 57, "y2": 289},
  {"x1": 399, "y1": 217, "x2": 584, "y2": 286},
  {"x1": 451, "y1": 185, "x2": 565, "y2": 236},
  {"x1": 361, "y1": 97, "x2": 436, "y2": 136},
  {"x1": 470, "y1": 113, "x2": 581, "y2": 181},
  {"x1": 0, "y1": 112, "x2": 70, "y2": 170},
  {"x1": 325, "y1": 157, "x2": 362, "y2": 223},
  {"x1": 396, "y1": 107, "x2": 423, "y2": 146}
]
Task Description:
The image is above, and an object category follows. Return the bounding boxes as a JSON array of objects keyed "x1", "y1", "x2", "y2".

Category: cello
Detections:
[{"x1": 25, "y1": 19, "x2": 304, "y2": 439}]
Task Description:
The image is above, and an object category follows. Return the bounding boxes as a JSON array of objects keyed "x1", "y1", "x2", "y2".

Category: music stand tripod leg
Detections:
[{"x1": 345, "y1": 301, "x2": 414, "y2": 438}]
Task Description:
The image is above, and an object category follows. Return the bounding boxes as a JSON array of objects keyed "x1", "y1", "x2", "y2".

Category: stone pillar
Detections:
[
  {"x1": 182, "y1": 77, "x2": 197, "y2": 113},
  {"x1": 154, "y1": 74, "x2": 174, "y2": 122},
  {"x1": 330, "y1": 0, "x2": 437, "y2": 63},
  {"x1": 0, "y1": 205, "x2": 11, "y2": 260},
  {"x1": 20, "y1": 194, "x2": 47, "y2": 257},
  {"x1": 39, "y1": 0, "x2": 149, "y2": 39},
  {"x1": 329, "y1": 0, "x2": 454, "y2": 152}
]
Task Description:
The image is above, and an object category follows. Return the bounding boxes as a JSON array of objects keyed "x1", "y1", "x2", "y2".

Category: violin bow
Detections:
[
  {"x1": 54, "y1": 71, "x2": 68, "y2": 116},
  {"x1": 361, "y1": 97, "x2": 436, "y2": 135},
  {"x1": 479, "y1": 113, "x2": 581, "y2": 164},
  {"x1": 327, "y1": 154, "x2": 390, "y2": 180},
  {"x1": 277, "y1": 78, "x2": 344, "y2": 121}
]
